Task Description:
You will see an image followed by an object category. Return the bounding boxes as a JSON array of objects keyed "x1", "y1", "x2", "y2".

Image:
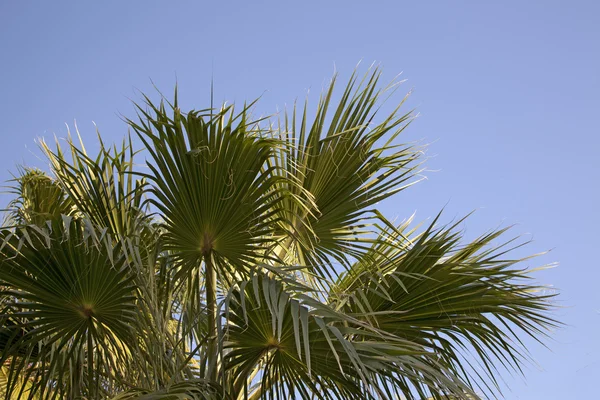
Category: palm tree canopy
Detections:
[{"x1": 0, "y1": 68, "x2": 557, "y2": 400}]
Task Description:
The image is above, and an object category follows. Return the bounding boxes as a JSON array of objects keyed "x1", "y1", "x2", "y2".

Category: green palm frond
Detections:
[
  {"x1": 127, "y1": 95, "x2": 305, "y2": 280},
  {"x1": 0, "y1": 218, "x2": 138, "y2": 399},
  {"x1": 110, "y1": 379, "x2": 226, "y2": 400},
  {"x1": 40, "y1": 130, "x2": 148, "y2": 238},
  {"x1": 274, "y1": 67, "x2": 423, "y2": 278},
  {"x1": 330, "y1": 212, "x2": 558, "y2": 397},
  {"x1": 223, "y1": 274, "x2": 477, "y2": 400}
]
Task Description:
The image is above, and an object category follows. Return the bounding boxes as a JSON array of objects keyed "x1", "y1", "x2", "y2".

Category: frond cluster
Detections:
[{"x1": 0, "y1": 68, "x2": 557, "y2": 400}]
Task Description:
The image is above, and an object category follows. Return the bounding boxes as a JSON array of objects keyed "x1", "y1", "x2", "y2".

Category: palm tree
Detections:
[{"x1": 0, "y1": 68, "x2": 556, "y2": 400}]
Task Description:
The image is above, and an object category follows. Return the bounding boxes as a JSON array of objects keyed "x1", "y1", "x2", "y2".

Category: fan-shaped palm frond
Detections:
[
  {"x1": 128, "y1": 96, "x2": 302, "y2": 278},
  {"x1": 273, "y1": 68, "x2": 422, "y2": 279},
  {"x1": 127, "y1": 94, "x2": 312, "y2": 382},
  {"x1": 223, "y1": 274, "x2": 480, "y2": 400},
  {"x1": 330, "y1": 213, "x2": 558, "y2": 397},
  {"x1": 0, "y1": 218, "x2": 137, "y2": 399}
]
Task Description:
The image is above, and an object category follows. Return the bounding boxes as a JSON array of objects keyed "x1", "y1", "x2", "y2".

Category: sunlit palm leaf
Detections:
[
  {"x1": 223, "y1": 274, "x2": 477, "y2": 399},
  {"x1": 3, "y1": 168, "x2": 72, "y2": 227},
  {"x1": 110, "y1": 379, "x2": 226, "y2": 400},
  {"x1": 128, "y1": 94, "x2": 304, "y2": 280},
  {"x1": 40, "y1": 131, "x2": 147, "y2": 238},
  {"x1": 274, "y1": 67, "x2": 422, "y2": 278},
  {"x1": 330, "y1": 213, "x2": 558, "y2": 397},
  {"x1": 0, "y1": 365, "x2": 40, "y2": 399}
]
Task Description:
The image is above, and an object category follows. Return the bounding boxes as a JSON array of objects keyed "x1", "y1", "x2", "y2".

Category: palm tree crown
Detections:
[{"x1": 0, "y1": 68, "x2": 557, "y2": 400}]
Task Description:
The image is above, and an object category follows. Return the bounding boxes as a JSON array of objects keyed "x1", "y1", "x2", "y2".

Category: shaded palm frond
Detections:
[{"x1": 0, "y1": 218, "x2": 138, "y2": 399}]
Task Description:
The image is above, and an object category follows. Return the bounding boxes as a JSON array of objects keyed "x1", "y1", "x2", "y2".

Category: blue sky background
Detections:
[{"x1": 1, "y1": 1, "x2": 598, "y2": 398}]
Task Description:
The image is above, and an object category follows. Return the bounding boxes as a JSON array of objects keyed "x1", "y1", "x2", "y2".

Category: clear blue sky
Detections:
[{"x1": 1, "y1": 1, "x2": 598, "y2": 398}]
